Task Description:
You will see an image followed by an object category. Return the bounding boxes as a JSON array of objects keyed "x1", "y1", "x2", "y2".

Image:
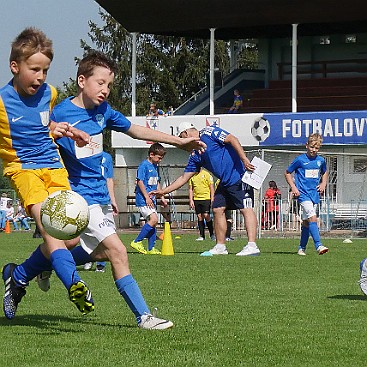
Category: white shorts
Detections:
[
  {"x1": 79, "y1": 204, "x2": 116, "y2": 254},
  {"x1": 138, "y1": 206, "x2": 157, "y2": 220},
  {"x1": 300, "y1": 201, "x2": 317, "y2": 220}
]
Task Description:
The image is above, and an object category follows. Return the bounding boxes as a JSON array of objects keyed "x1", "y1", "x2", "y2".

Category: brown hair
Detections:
[
  {"x1": 148, "y1": 143, "x2": 166, "y2": 157},
  {"x1": 77, "y1": 50, "x2": 117, "y2": 79},
  {"x1": 10, "y1": 27, "x2": 53, "y2": 63}
]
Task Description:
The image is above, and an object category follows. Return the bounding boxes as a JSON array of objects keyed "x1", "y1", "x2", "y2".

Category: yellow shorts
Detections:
[{"x1": 8, "y1": 168, "x2": 71, "y2": 211}]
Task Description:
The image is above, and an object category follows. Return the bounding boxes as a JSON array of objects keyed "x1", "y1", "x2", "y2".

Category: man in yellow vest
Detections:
[{"x1": 189, "y1": 168, "x2": 215, "y2": 241}]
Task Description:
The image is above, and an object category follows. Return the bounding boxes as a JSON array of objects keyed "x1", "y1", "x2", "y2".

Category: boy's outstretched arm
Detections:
[
  {"x1": 126, "y1": 124, "x2": 206, "y2": 153},
  {"x1": 151, "y1": 172, "x2": 196, "y2": 198}
]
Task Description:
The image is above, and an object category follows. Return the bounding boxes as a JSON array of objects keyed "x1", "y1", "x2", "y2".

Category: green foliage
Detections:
[
  {"x1": 1, "y1": 232, "x2": 366, "y2": 367},
  {"x1": 59, "y1": 10, "x2": 258, "y2": 115}
]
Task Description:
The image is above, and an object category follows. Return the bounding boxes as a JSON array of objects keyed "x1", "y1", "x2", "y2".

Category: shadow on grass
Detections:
[
  {"x1": 328, "y1": 294, "x2": 367, "y2": 301},
  {"x1": 0, "y1": 314, "x2": 134, "y2": 331}
]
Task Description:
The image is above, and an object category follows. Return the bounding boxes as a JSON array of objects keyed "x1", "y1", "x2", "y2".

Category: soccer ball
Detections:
[
  {"x1": 251, "y1": 117, "x2": 271, "y2": 142},
  {"x1": 41, "y1": 190, "x2": 90, "y2": 240}
]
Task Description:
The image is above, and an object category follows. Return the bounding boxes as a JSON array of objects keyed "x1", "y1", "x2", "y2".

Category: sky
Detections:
[{"x1": 0, "y1": 0, "x2": 104, "y2": 88}]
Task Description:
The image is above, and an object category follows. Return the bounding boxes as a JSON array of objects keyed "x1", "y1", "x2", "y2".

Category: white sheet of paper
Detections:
[{"x1": 241, "y1": 156, "x2": 272, "y2": 190}]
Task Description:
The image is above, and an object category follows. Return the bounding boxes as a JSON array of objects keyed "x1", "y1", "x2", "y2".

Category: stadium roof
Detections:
[{"x1": 95, "y1": 0, "x2": 367, "y2": 39}]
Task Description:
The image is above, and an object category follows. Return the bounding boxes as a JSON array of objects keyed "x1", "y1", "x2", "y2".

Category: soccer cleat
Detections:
[
  {"x1": 297, "y1": 249, "x2": 306, "y2": 256},
  {"x1": 210, "y1": 235, "x2": 216, "y2": 241},
  {"x1": 236, "y1": 244, "x2": 260, "y2": 256},
  {"x1": 130, "y1": 240, "x2": 147, "y2": 254},
  {"x1": 36, "y1": 270, "x2": 52, "y2": 292},
  {"x1": 206, "y1": 244, "x2": 228, "y2": 255},
  {"x1": 138, "y1": 313, "x2": 174, "y2": 330},
  {"x1": 83, "y1": 262, "x2": 93, "y2": 270},
  {"x1": 69, "y1": 280, "x2": 95, "y2": 315},
  {"x1": 226, "y1": 237, "x2": 235, "y2": 241},
  {"x1": 195, "y1": 237, "x2": 204, "y2": 241},
  {"x1": 95, "y1": 265, "x2": 105, "y2": 273},
  {"x1": 147, "y1": 247, "x2": 161, "y2": 255},
  {"x1": 2, "y1": 263, "x2": 26, "y2": 320},
  {"x1": 359, "y1": 258, "x2": 367, "y2": 295},
  {"x1": 317, "y1": 245, "x2": 329, "y2": 255}
]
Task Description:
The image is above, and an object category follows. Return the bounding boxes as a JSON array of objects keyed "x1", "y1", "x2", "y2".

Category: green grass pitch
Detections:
[{"x1": 1, "y1": 231, "x2": 367, "y2": 367}]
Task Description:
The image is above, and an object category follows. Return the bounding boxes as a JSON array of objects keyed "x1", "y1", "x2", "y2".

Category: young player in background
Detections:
[
  {"x1": 130, "y1": 143, "x2": 167, "y2": 255},
  {"x1": 285, "y1": 133, "x2": 329, "y2": 256}
]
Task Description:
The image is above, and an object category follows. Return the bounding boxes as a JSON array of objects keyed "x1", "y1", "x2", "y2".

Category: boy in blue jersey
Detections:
[
  {"x1": 151, "y1": 122, "x2": 261, "y2": 256},
  {"x1": 0, "y1": 28, "x2": 94, "y2": 320},
  {"x1": 51, "y1": 51, "x2": 205, "y2": 329},
  {"x1": 285, "y1": 133, "x2": 329, "y2": 256},
  {"x1": 130, "y1": 143, "x2": 167, "y2": 255}
]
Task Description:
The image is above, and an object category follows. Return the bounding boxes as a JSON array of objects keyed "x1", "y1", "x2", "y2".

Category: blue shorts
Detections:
[{"x1": 212, "y1": 180, "x2": 254, "y2": 210}]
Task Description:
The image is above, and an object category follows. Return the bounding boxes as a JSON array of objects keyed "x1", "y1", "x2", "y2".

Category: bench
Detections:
[{"x1": 330, "y1": 204, "x2": 367, "y2": 230}]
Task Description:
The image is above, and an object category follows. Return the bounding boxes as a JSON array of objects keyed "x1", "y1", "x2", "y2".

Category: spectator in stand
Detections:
[
  {"x1": 0, "y1": 193, "x2": 12, "y2": 231},
  {"x1": 228, "y1": 89, "x2": 243, "y2": 114},
  {"x1": 147, "y1": 103, "x2": 165, "y2": 117},
  {"x1": 189, "y1": 168, "x2": 215, "y2": 241},
  {"x1": 5, "y1": 200, "x2": 19, "y2": 230},
  {"x1": 263, "y1": 180, "x2": 281, "y2": 230},
  {"x1": 14, "y1": 200, "x2": 31, "y2": 231}
]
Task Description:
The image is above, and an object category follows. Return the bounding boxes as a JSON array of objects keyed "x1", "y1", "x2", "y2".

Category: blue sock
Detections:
[
  {"x1": 309, "y1": 221, "x2": 322, "y2": 249},
  {"x1": 147, "y1": 227, "x2": 157, "y2": 251},
  {"x1": 50, "y1": 249, "x2": 80, "y2": 290},
  {"x1": 299, "y1": 226, "x2": 310, "y2": 250},
  {"x1": 115, "y1": 274, "x2": 150, "y2": 324},
  {"x1": 12, "y1": 245, "x2": 52, "y2": 287},
  {"x1": 97, "y1": 262, "x2": 106, "y2": 267},
  {"x1": 71, "y1": 246, "x2": 93, "y2": 266},
  {"x1": 135, "y1": 223, "x2": 154, "y2": 242}
]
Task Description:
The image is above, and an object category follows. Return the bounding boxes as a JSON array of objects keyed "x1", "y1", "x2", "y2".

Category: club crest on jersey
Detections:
[
  {"x1": 40, "y1": 111, "x2": 50, "y2": 126},
  {"x1": 95, "y1": 113, "x2": 105, "y2": 128}
]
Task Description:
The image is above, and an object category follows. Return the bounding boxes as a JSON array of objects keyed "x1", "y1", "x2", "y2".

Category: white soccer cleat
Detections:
[
  {"x1": 236, "y1": 244, "x2": 260, "y2": 256},
  {"x1": 195, "y1": 237, "x2": 204, "y2": 241},
  {"x1": 83, "y1": 262, "x2": 93, "y2": 270},
  {"x1": 208, "y1": 244, "x2": 228, "y2": 255},
  {"x1": 297, "y1": 249, "x2": 306, "y2": 256},
  {"x1": 36, "y1": 271, "x2": 52, "y2": 292},
  {"x1": 317, "y1": 245, "x2": 329, "y2": 255},
  {"x1": 138, "y1": 313, "x2": 174, "y2": 330}
]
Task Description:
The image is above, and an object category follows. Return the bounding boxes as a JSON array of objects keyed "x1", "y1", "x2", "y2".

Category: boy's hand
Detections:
[
  {"x1": 178, "y1": 137, "x2": 206, "y2": 154},
  {"x1": 68, "y1": 126, "x2": 90, "y2": 147},
  {"x1": 150, "y1": 190, "x2": 164, "y2": 198},
  {"x1": 50, "y1": 121, "x2": 90, "y2": 147}
]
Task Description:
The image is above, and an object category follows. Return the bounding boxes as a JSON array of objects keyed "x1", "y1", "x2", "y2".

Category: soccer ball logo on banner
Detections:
[{"x1": 251, "y1": 117, "x2": 271, "y2": 142}]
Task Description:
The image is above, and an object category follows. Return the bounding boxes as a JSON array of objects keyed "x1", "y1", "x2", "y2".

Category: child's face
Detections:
[
  {"x1": 149, "y1": 153, "x2": 165, "y2": 164},
  {"x1": 78, "y1": 66, "x2": 114, "y2": 109},
  {"x1": 306, "y1": 141, "x2": 321, "y2": 157},
  {"x1": 10, "y1": 52, "x2": 51, "y2": 97}
]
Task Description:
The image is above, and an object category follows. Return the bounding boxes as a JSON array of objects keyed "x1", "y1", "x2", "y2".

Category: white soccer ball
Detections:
[
  {"x1": 251, "y1": 117, "x2": 271, "y2": 142},
  {"x1": 41, "y1": 190, "x2": 90, "y2": 240}
]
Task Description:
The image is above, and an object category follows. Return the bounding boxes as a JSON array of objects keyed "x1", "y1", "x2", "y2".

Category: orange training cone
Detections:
[
  {"x1": 5, "y1": 220, "x2": 11, "y2": 234},
  {"x1": 161, "y1": 222, "x2": 174, "y2": 256}
]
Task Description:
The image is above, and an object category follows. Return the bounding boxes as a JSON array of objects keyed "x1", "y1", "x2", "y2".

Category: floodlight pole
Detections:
[
  {"x1": 292, "y1": 24, "x2": 298, "y2": 113},
  {"x1": 209, "y1": 28, "x2": 216, "y2": 116},
  {"x1": 131, "y1": 32, "x2": 137, "y2": 117}
]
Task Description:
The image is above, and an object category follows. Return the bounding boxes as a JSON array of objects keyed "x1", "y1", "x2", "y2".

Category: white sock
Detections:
[
  {"x1": 215, "y1": 244, "x2": 226, "y2": 250},
  {"x1": 247, "y1": 242, "x2": 257, "y2": 248}
]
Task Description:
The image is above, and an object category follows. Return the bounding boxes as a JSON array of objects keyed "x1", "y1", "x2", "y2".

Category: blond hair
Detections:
[
  {"x1": 10, "y1": 27, "x2": 53, "y2": 64},
  {"x1": 307, "y1": 133, "x2": 323, "y2": 145}
]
